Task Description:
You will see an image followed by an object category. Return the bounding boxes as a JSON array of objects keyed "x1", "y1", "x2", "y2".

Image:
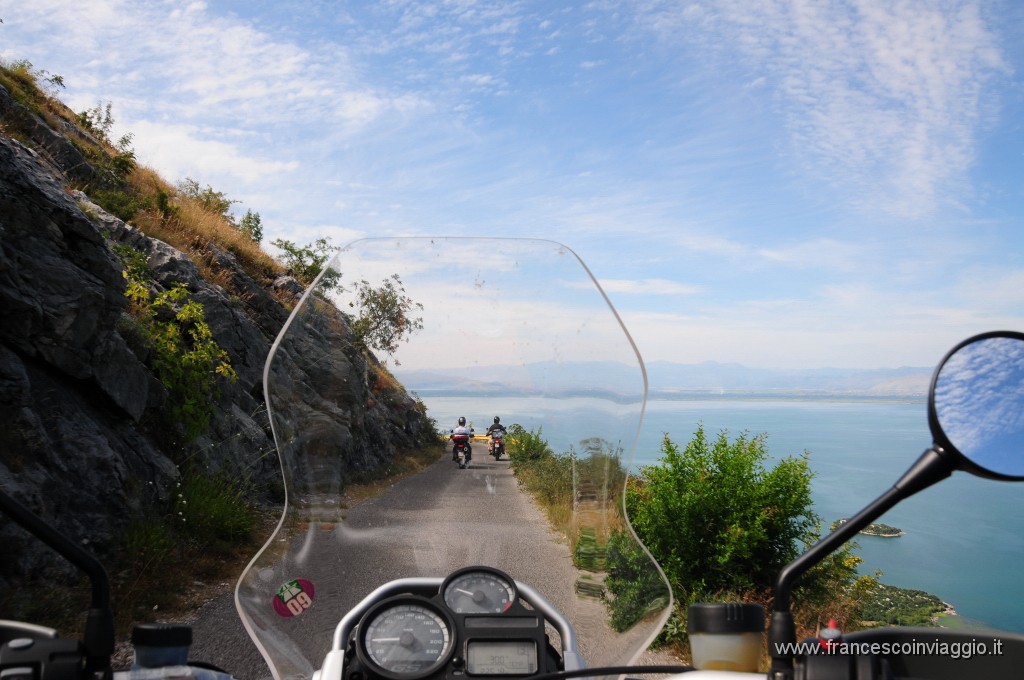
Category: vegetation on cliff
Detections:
[
  {"x1": 0, "y1": 57, "x2": 435, "y2": 636},
  {"x1": 114, "y1": 244, "x2": 239, "y2": 443}
]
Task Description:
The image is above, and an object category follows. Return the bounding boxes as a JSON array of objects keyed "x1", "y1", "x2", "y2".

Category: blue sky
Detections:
[{"x1": 4, "y1": 0, "x2": 1024, "y2": 369}]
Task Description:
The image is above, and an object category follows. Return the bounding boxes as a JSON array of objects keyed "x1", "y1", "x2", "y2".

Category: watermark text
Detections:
[{"x1": 774, "y1": 638, "x2": 1003, "y2": 660}]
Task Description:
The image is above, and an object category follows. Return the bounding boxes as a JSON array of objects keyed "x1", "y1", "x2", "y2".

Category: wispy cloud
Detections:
[
  {"x1": 598, "y1": 278, "x2": 705, "y2": 296},
  {"x1": 129, "y1": 120, "x2": 299, "y2": 184},
  {"x1": 756, "y1": 238, "x2": 866, "y2": 273},
  {"x1": 633, "y1": 0, "x2": 1010, "y2": 219},
  {"x1": 7, "y1": 1, "x2": 425, "y2": 147}
]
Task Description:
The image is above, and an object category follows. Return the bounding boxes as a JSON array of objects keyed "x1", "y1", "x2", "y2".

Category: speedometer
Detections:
[
  {"x1": 442, "y1": 566, "x2": 517, "y2": 614},
  {"x1": 356, "y1": 596, "x2": 455, "y2": 679}
]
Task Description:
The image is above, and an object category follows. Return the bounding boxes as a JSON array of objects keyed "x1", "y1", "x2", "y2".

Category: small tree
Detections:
[
  {"x1": 178, "y1": 178, "x2": 236, "y2": 218},
  {"x1": 269, "y1": 238, "x2": 423, "y2": 358},
  {"x1": 349, "y1": 274, "x2": 424, "y2": 359},
  {"x1": 271, "y1": 237, "x2": 340, "y2": 289},
  {"x1": 238, "y1": 209, "x2": 263, "y2": 243},
  {"x1": 78, "y1": 101, "x2": 115, "y2": 143}
]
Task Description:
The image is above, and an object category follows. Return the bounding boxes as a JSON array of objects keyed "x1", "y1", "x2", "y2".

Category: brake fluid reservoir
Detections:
[{"x1": 687, "y1": 603, "x2": 764, "y2": 672}]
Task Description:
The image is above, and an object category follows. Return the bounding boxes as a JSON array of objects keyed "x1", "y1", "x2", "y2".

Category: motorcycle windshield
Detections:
[{"x1": 237, "y1": 237, "x2": 672, "y2": 680}]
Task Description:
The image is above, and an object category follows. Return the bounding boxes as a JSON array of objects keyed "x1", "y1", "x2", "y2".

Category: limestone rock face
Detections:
[{"x1": 0, "y1": 87, "x2": 433, "y2": 591}]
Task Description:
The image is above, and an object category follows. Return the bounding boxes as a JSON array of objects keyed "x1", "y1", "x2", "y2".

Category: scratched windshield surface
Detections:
[{"x1": 237, "y1": 238, "x2": 671, "y2": 680}]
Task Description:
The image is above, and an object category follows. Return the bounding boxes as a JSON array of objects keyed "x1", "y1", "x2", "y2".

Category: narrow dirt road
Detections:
[{"x1": 188, "y1": 451, "x2": 667, "y2": 679}]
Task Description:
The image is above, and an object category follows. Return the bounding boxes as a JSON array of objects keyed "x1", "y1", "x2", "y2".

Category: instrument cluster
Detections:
[{"x1": 350, "y1": 567, "x2": 556, "y2": 680}]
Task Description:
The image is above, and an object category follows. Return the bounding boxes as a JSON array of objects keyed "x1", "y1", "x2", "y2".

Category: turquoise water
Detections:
[{"x1": 425, "y1": 395, "x2": 1024, "y2": 632}]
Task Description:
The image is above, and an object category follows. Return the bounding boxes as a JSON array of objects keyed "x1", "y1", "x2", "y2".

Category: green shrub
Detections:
[
  {"x1": 271, "y1": 236, "x2": 340, "y2": 288},
  {"x1": 624, "y1": 426, "x2": 816, "y2": 596},
  {"x1": 604, "y1": 528, "x2": 670, "y2": 631},
  {"x1": 506, "y1": 423, "x2": 553, "y2": 462},
  {"x1": 114, "y1": 244, "x2": 238, "y2": 441},
  {"x1": 171, "y1": 469, "x2": 255, "y2": 543},
  {"x1": 611, "y1": 425, "x2": 869, "y2": 647},
  {"x1": 509, "y1": 428, "x2": 681, "y2": 635},
  {"x1": 123, "y1": 516, "x2": 177, "y2": 568},
  {"x1": 507, "y1": 427, "x2": 572, "y2": 508},
  {"x1": 91, "y1": 186, "x2": 148, "y2": 222},
  {"x1": 177, "y1": 178, "x2": 236, "y2": 219},
  {"x1": 78, "y1": 101, "x2": 116, "y2": 143}
]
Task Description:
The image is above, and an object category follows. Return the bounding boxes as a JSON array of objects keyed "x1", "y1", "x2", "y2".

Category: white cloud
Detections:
[
  {"x1": 9, "y1": 0, "x2": 390, "y2": 132},
  {"x1": 634, "y1": 0, "x2": 1010, "y2": 219},
  {"x1": 129, "y1": 120, "x2": 299, "y2": 183}
]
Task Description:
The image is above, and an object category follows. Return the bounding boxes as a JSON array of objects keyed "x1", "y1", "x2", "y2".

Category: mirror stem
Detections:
[
  {"x1": 768, "y1": 446, "x2": 955, "y2": 678},
  {"x1": 0, "y1": 488, "x2": 115, "y2": 675}
]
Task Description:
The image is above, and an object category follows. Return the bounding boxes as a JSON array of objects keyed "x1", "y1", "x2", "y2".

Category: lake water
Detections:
[{"x1": 424, "y1": 395, "x2": 1024, "y2": 632}]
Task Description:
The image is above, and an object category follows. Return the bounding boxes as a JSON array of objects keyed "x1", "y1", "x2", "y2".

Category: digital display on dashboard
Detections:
[
  {"x1": 465, "y1": 616, "x2": 539, "y2": 629},
  {"x1": 466, "y1": 640, "x2": 538, "y2": 675}
]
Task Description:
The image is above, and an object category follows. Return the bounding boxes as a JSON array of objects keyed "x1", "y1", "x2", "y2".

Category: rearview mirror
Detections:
[{"x1": 929, "y1": 331, "x2": 1024, "y2": 480}]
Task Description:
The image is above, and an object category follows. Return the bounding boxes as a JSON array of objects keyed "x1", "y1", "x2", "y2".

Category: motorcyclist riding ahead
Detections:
[
  {"x1": 450, "y1": 416, "x2": 472, "y2": 461},
  {"x1": 486, "y1": 416, "x2": 507, "y2": 458}
]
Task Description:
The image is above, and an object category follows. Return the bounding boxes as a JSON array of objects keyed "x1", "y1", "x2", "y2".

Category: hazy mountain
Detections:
[
  {"x1": 644, "y1": 360, "x2": 931, "y2": 397},
  {"x1": 393, "y1": 360, "x2": 932, "y2": 399}
]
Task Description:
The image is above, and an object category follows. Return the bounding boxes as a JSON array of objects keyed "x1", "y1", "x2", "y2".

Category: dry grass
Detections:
[
  {"x1": 371, "y1": 363, "x2": 404, "y2": 393},
  {"x1": 0, "y1": 60, "x2": 80, "y2": 131},
  {"x1": 1, "y1": 60, "x2": 285, "y2": 293},
  {"x1": 127, "y1": 170, "x2": 282, "y2": 286}
]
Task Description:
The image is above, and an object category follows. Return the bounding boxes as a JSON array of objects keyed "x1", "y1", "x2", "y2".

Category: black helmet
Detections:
[
  {"x1": 493, "y1": 416, "x2": 500, "y2": 424},
  {"x1": 458, "y1": 416, "x2": 466, "y2": 426}
]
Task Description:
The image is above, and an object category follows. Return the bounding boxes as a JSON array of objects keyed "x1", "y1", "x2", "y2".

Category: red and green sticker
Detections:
[{"x1": 273, "y1": 578, "x2": 315, "y2": 618}]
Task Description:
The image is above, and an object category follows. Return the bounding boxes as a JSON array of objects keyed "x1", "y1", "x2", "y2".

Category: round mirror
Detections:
[{"x1": 929, "y1": 331, "x2": 1024, "y2": 480}]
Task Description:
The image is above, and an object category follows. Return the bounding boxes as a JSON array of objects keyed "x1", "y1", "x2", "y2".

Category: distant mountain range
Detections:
[
  {"x1": 644, "y1": 360, "x2": 931, "y2": 397},
  {"x1": 393, "y1": 361, "x2": 932, "y2": 399}
]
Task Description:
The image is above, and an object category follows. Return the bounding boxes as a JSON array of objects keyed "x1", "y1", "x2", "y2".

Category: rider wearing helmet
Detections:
[
  {"x1": 485, "y1": 416, "x2": 506, "y2": 437},
  {"x1": 485, "y1": 416, "x2": 507, "y2": 457},
  {"x1": 451, "y1": 416, "x2": 472, "y2": 461}
]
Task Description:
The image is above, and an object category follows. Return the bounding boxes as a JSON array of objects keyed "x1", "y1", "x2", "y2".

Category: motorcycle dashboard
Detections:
[{"x1": 343, "y1": 567, "x2": 561, "y2": 680}]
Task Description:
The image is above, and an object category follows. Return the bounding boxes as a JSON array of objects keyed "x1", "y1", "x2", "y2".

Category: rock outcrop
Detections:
[{"x1": 0, "y1": 82, "x2": 434, "y2": 592}]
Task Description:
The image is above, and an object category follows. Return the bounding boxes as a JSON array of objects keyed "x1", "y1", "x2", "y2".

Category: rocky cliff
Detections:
[{"x1": 0, "y1": 77, "x2": 435, "y2": 596}]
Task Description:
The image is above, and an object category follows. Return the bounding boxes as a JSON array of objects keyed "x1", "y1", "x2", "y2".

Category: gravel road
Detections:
[{"x1": 187, "y1": 451, "x2": 673, "y2": 679}]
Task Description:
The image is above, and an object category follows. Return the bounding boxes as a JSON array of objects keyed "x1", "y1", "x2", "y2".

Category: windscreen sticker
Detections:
[{"x1": 273, "y1": 578, "x2": 316, "y2": 618}]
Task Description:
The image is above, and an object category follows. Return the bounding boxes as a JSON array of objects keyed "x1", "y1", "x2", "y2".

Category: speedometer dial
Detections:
[
  {"x1": 442, "y1": 567, "x2": 517, "y2": 614},
  {"x1": 357, "y1": 597, "x2": 454, "y2": 679}
]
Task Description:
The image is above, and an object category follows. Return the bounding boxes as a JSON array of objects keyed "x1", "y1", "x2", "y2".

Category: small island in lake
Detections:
[
  {"x1": 861, "y1": 583, "x2": 954, "y2": 627},
  {"x1": 831, "y1": 518, "x2": 905, "y2": 537}
]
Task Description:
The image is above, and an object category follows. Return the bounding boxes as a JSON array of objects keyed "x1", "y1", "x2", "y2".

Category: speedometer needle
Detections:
[{"x1": 371, "y1": 637, "x2": 401, "y2": 642}]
